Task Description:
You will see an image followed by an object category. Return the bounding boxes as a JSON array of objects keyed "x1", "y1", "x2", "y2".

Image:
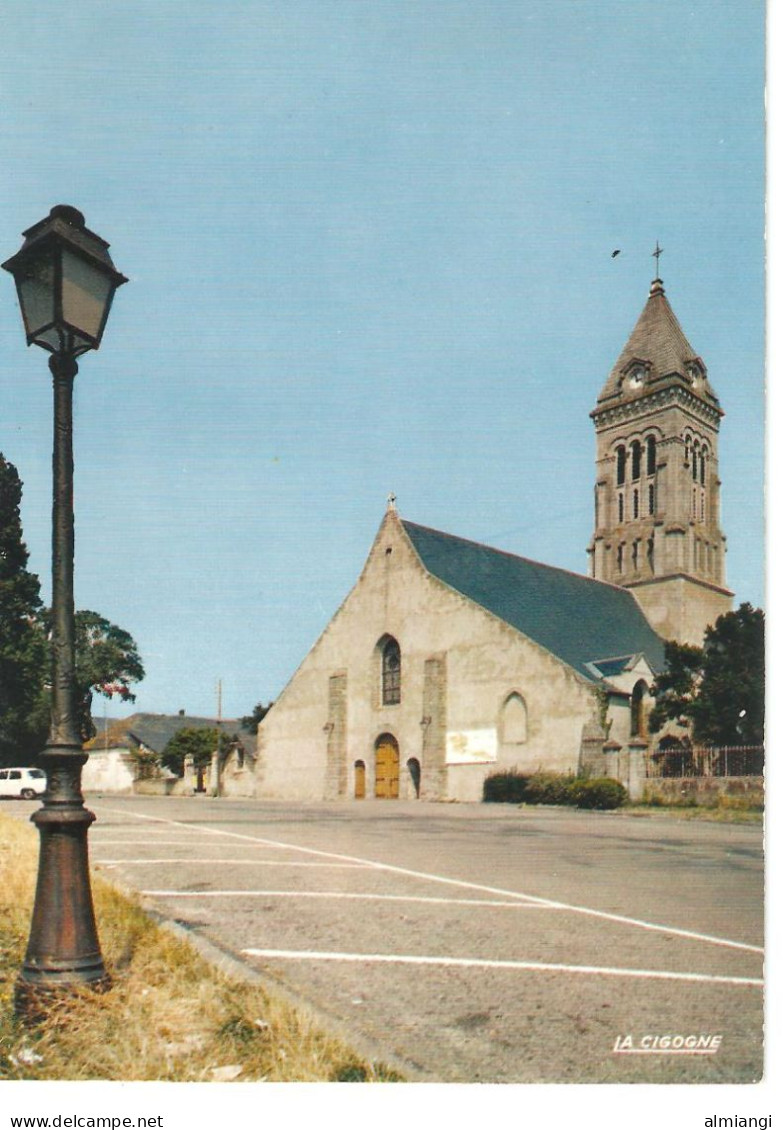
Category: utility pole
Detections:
[{"x1": 210, "y1": 679, "x2": 223, "y2": 798}]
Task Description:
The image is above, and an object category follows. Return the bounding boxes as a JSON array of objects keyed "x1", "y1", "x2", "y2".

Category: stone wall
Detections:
[
  {"x1": 133, "y1": 777, "x2": 180, "y2": 796},
  {"x1": 641, "y1": 775, "x2": 763, "y2": 807}
]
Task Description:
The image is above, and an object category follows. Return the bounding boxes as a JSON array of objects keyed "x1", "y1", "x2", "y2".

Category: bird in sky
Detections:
[{"x1": 611, "y1": 249, "x2": 621, "y2": 258}]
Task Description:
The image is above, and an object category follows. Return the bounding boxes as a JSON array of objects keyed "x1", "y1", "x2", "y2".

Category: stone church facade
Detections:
[{"x1": 256, "y1": 273, "x2": 731, "y2": 803}]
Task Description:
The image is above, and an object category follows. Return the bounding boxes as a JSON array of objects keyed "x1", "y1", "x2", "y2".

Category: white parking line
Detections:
[
  {"x1": 102, "y1": 808, "x2": 763, "y2": 955},
  {"x1": 140, "y1": 890, "x2": 553, "y2": 908},
  {"x1": 241, "y1": 948, "x2": 764, "y2": 988}
]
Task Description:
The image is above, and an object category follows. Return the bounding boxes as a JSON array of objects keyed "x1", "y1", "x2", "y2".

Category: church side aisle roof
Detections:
[{"x1": 402, "y1": 520, "x2": 666, "y2": 682}]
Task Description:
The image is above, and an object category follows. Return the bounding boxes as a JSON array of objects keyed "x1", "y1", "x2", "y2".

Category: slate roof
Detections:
[
  {"x1": 86, "y1": 713, "x2": 256, "y2": 755},
  {"x1": 594, "y1": 279, "x2": 719, "y2": 409},
  {"x1": 585, "y1": 655, "x2": 638, "y2": 679},
  {"x1": 402, "y1": 520, "x2": 665, "y2": 683}
]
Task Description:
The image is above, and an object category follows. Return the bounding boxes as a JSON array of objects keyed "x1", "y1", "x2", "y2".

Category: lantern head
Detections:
[{"x1": 2, "y1": 205, "x2": 127, "y2": 357}]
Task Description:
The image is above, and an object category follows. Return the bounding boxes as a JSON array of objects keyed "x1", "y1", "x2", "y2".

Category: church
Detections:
[{"x1": 255, "y1": 272, "x2": 733, "y2": 803}]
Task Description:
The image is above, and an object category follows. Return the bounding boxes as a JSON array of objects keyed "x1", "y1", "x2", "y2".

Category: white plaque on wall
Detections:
[{"x1": 446, "y1": 728, "x2": 498, "y2": 765}]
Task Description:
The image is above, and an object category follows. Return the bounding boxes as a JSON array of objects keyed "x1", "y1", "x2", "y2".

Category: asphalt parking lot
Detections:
[{"x1": 3, "y1": 796, "x2": 764, "y2": 1083}]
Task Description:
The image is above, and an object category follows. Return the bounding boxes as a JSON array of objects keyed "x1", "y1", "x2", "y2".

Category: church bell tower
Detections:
[{"x1": 588, "y1": 263, "x2": 733, "y2": 646}]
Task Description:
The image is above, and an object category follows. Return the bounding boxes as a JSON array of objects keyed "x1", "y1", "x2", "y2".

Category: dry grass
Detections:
[
  {"x1": 0, "y1": 813, "x2": 401, "y2": 1082},
  {"x1": 624, "y1": 799, "x2": 763, "y2": 824}
]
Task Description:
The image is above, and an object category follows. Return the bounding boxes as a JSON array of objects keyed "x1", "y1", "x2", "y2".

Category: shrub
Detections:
[
  {"x1": 571, "y1": 777, "x2": 628, "y2": 809},
  {"x1": 483, "y1": 771, "x2": 627, "y2": 809},
  {"x1": 483, "y1": 770, "x2": 530, "y2": 804},
  {"x1": 522, "y1": 772, "x2": 577, "y2": 806}
]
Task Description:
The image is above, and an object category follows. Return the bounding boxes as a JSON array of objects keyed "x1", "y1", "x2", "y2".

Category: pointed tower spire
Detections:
[
  {"x1": 588, "y1": 276, "x2": 732, "y2": 646},
  {"x1": 593, "y1": 270, "x2": 719, "y2": 411}
]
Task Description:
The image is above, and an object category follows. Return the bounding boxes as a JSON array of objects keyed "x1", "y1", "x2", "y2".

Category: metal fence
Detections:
[{"x1": 646, "y1": 745, "x2": 764, "y2": 779}]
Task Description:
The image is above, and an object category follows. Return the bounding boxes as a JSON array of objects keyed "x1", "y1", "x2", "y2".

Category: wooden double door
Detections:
[{"x1": 374, "y1": 735, "x2": 400, "y2": 799}]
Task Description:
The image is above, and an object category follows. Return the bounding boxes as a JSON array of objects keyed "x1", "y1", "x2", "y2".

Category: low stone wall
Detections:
[
  {"x1": 641, "y1": 775, "x2": 763, "y2": 807},
  {"x1": 132, "y1": 773, "x2": 255, "y2": 798},
  {"x1": 132, "y1": 777, "x2": 181, "y2": 796}
]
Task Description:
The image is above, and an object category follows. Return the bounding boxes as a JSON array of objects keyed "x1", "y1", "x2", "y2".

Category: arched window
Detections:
[
  {"x1": 381, "y1": 637, "x2": 401, "y2": 705},
  {"x1": 648, "y1": 483, "x2": 655, "y2": 515},
  {"x1": 632, "y1": 489, "x2": 639, "y2": 519},
  {"x1": 617, "y1": 544, "x2": 624, "y2": 573},
  {"x1": 646, "y1": 435, "x2": 656, "y2": 475},
  {"x1": 502, "y1": 693, "x2": 528, "y2": 744},
  {"x1": 616, "y1": 446, "x2": 626, "y2": 486},
  {"x1": 618, "y1": 493, "x2": 624, "y2": 522},
  {"x1": 631, "y1": 540, "x2": 639, "y2": 571},
  {"x1": 631, "y1": 680, "x2": 649, "y2": 738},
  {"x1": 646, "y1": 536, "x2": 655, "y2": 572},
  {"x1": 631, "y1": 440, "x2": 642, "y2": 481},
  {"x1": 685, "y1": 437, "x2": 691, "y2": 468},
  {"x1": 699, "y1": 446, "x2": 706, "y2": 486}
]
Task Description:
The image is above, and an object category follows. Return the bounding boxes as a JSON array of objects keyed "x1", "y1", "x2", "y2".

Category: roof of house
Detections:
[
  {"x1": 594, "y1": 278, "x2": 720, "y2": 409},
  {"x1": 85, "y1": 713, "x2": 256, "y2": 755},
  {"x1": 402, "y1": 520, "x2": 665, "y2": 683}
]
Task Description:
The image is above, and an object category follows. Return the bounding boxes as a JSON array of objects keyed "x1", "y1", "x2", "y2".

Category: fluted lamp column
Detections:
[{"x1": 2, "y1": 205, "x2": 127, "y2": 1016}]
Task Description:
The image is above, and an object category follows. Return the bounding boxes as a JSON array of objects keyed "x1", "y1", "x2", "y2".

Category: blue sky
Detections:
[{"x1": 0, "y1": 0, "x2": 765, "y2": 722}]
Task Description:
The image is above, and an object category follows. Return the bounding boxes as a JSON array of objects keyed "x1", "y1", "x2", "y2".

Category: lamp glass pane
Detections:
[
  {"x1": 17, "y1": 254, "x2": 56, "y2": 339},
  {"x1": 61, "y1": 249, "x2": 114, "y2": 342},
  {"x1": 35, "y1": 327, "x2": 64, "y2": 351}
]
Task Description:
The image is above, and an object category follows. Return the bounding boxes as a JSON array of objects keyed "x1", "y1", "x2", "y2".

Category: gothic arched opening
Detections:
[
  {"x1": 501, "y1": 692, "x2": 528, "y2": 744},
  {"x1": 378, "y1": 635, "x2": 401, "y2": 705},
  {"x1": 630, "y1": 680, "x2": 649, "y2": 739}
]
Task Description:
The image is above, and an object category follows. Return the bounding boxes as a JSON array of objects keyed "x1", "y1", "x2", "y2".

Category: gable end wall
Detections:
[{"x1": 257, "y1": 512, "x2": 601, "y2": 802}]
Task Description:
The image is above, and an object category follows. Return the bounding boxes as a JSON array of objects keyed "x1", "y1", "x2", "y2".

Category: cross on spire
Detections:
[{"x1": 652, "y1": 241, "x2": 664, "y2": 277}]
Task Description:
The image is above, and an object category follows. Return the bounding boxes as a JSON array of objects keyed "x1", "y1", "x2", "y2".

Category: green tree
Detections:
[
  {"x1": 0, "y1": 453, "x2": 145, "y2": 758},
  {"x1": 0, "y1": 455, "x2": 48, "y2": 765},
  {"x1": 240, "y1": 701, "x2": 273, "y2": 733},
  {"x1": 73, "y1": 610, "x2": 146, "y2": 741},
  {"x1": 650, "y1": 604, "x2": 764, "y2": 746},
  {"x1": 692, "y1": 603, "x2": 764, "y2": 745},
  {"x1": 161, "y1": 726, "x2": 221, "y2": 777},
  {"x1": 648, "y1": 641, "x2": 704, "y2": 736}
]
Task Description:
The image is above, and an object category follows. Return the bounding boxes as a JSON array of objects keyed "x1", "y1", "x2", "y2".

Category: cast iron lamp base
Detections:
[{"x1": 15, "y1": 750, "x2": 110, "y2": 1021}]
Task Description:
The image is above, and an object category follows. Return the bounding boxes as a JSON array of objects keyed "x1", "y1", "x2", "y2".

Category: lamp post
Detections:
[{"x1": 2, "y1": 205, "x2": 127, "y2": 1015}]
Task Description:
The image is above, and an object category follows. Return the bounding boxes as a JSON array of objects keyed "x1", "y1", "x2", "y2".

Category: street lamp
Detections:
[{"x1": 3, "y1": 205, "x2": 127, "y2": 1015}]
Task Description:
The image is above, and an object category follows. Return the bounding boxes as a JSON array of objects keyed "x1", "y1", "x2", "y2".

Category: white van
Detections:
[{"x1": 0, "y1": 767, "x2": 47, "y2": 799}]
